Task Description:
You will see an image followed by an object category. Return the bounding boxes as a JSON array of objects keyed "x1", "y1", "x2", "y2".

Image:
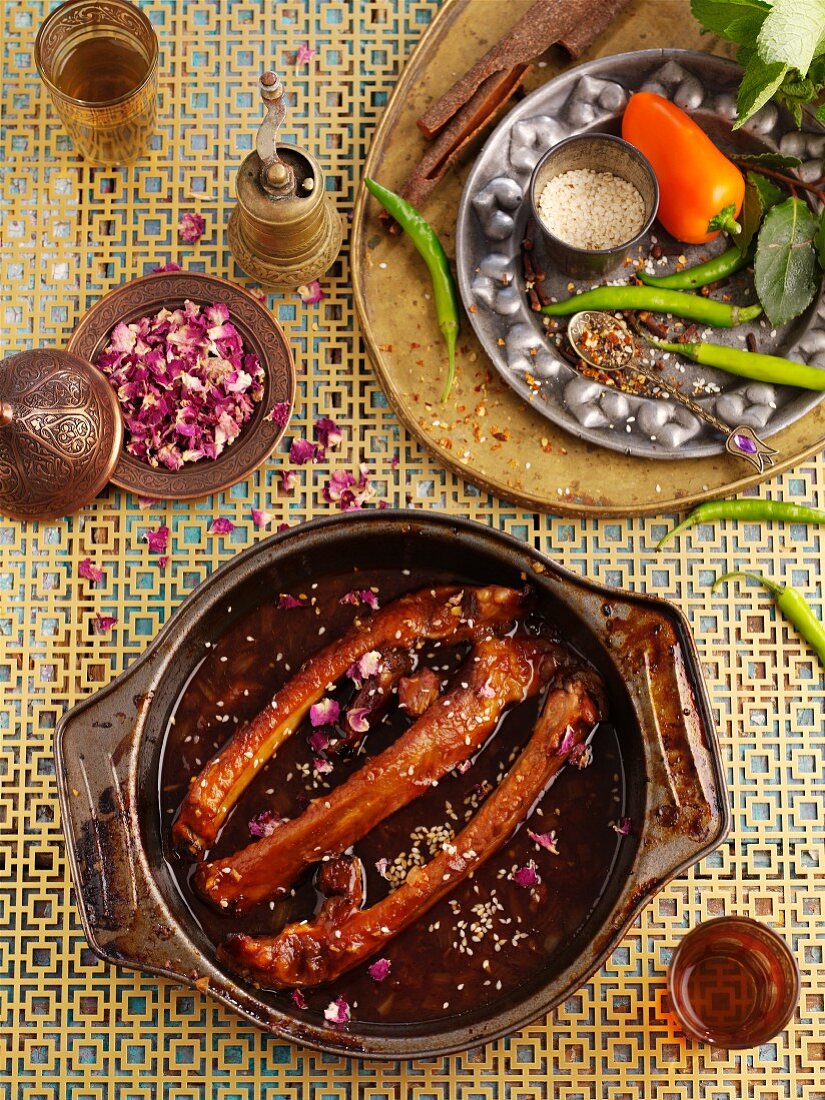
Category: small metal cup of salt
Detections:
[{"x1": 528, "y1": 134, "x2": 658, "y2": 279}]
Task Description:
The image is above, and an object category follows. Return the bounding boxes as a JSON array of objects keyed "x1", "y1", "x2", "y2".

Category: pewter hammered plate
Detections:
[{"x1": 456, "y1": 49, "x2": 825, "y2": 460}]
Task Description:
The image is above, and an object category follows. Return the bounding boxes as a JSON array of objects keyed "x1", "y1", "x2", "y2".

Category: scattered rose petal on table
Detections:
[
  {"x1": 368, "y1": 958, "x2": 391, "y2": 982},
  {"x1": 95, "y1": 613, "x2": 117, "y2": 634},
  {"x1": 209, "y1": 517, "x2": 235, "y2": 535},
  {"x1": 390, "y1": 452, "x2": 399, "y2": 469},
  {"x1": 310, "y1": 698, "x2": 340, "y2": 727},
  {"x1": 251, "y1": 508, "x2": 273, "y2": 528},
  {"x1": 248, "y1": 809, "x2": 284, "y2": 838},
  {"x1": 527, "y1": 829, "x2": 559, "y2": 854},
  {"x1": 151, "y1": 261, "x2": 182, "y2": 273},
  {"x1": 323, "y1": 995, "x2": 350, "y2": 1025},
  {"x1": 279, "y1": 469, "x2": 297, "y2": 494},
  {"x1": 144, "y1": 525, "x2": 170, "y2": 554},
  {"x1": 137, "y1": 496, "x2": 161, "y2": 509},
  {"x1": 298, "y1": 280, "x2": 325, "y2": 304},
  {"x1": 157, "y1": 555, "x2": 169, "y2": 571},
  {"x1": 78, "y1": 559, "x2": 104, "y2": 585},
  {"x1": 294, "y1": 42, "x2": 317, "y2": 66},
  {"x1": 290, "y1": 438, "x2": 321, "y2": 465},
  {"x1": 323, "y1": 465, "x2": 375, "y2": 511},
  {"x1": 178, "y1": 211, "x2": 205, "y2": 243},
  {"x1": 314, "y1": 416, "x2": 342, "y2": 450}
]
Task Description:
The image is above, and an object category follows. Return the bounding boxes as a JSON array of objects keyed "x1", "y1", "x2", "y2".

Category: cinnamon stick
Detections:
[
  {"x1": 418, "y1": 0, "x2": 631, "y2": 142},
  {"x1": 400, "y1": 64, "x2": 530, "y2": 211}
]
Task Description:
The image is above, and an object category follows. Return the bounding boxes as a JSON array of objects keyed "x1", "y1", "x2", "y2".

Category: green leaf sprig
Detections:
[{"x1": 691, "y1": 0, "x2": 825, "y2": 127}]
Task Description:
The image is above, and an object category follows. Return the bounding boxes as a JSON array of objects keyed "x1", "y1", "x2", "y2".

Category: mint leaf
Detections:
[
  {"x1": 735, "y1": 57, "x2": 789, "y2": 127},
  {"x1": 757, "y1": 0, "x2": 825, "y2": 75},
  {"x1": 738, "y1": 171, "x2": 787, "y2": 254},
  {"x1": 691, "y1": 0, "x2": 769, "y2": 39},
  {"x1": 754, "y1": 197, "x2": 819, "y2": 325},
  {"x1": 733, "y1": 151, "x2": 803, "y2": 168},
  {"x1": 815, "y1": 212, "x2": 825, "y2": 268}
]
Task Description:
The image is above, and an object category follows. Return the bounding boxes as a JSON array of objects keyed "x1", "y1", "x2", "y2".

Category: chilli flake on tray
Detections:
[{"x1": 96, "y1": 301, "x2": 264, "y2": 471}]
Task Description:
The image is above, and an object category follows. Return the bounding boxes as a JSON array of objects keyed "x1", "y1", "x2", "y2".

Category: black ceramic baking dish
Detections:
[{"x1": 56, "y1": 511, "x2": 729, "y2": 1059}]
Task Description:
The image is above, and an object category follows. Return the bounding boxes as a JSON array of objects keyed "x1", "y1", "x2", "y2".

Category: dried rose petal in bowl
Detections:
[
  {"x1": 66, "y1": 272, "x2": 296, "y2": 500},
  {"x1": 97, "y1": 301, "x2": 264, "y2": 472}
]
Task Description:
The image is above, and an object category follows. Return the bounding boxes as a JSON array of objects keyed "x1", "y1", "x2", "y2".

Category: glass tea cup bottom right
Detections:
[{"x1": 668, "y1": 916, "x2": 800, "y2": 1049}]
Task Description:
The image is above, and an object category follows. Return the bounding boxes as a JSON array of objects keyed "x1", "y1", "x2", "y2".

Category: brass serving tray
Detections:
[{"x1": 351, "y1": 0, "x2": 825, "y2": 517}]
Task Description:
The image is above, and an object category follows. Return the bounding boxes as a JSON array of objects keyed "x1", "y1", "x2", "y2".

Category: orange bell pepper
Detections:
[{"x1": 621, "y1": 91, "x2": 745, "y2": 246}]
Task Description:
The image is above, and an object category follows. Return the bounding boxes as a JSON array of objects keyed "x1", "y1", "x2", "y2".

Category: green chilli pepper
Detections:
[
  {"x1": 541, "y1": 286, "x2": 762, "y2": 328},
  {"x1": 638, "y1": 244, "x2": 754, "y2": 290},
  {"x1": 640, "y1": 331, "x2": 825, "y2": 391},
  {"x1": 713, "y1": 571, "x2": 825, "y2": 667},
  {"x1": 364, "y1": 177, "x2": 459, "y2": 402},
  {"x1": 658, "y1": 498, "x2": 825, "y2": 548}
]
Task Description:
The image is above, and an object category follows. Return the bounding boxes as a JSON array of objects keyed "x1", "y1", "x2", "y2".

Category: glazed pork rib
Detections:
[
  {"x1": 173, "y1": 584, "x2": 526, "y2": 855},
  {"x1": 219, "y1": 668, "x2": 606, "y2": 988},
  {"x1": 193, "y1": 633, "x2": 563, "y2": 914}
]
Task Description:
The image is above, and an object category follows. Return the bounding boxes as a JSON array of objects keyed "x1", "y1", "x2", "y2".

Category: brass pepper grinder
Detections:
[{"x1": 227, "y1": 71, "x2": 343, "y2": 290}]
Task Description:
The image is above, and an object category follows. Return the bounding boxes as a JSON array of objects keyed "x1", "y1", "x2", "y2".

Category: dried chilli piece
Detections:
[{"x1": 97, "y1": 301, "x2": 264, "y2": 471}]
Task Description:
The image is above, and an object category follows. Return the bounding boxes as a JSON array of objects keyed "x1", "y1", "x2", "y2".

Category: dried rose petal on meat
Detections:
[
  {"x1": 308, "y1": 729, "x2": 331, "y2": 753},
  {"x1": 347, "y1": 650, "x2": 383, "y2": 686},
  {"x1": 78, "y1": 559, "x2": 104, "y2": 585},
  {"x1": 323, "y1": 995, "x2": 350, "y2": 1025},
  {"x1": 209, "y1": 517, "x2": 235, "y2": 535},
  {"x1": 291, "y1": 989, "x2": 307, "y2": 1010},
  {"x1": 512, "y1": 864, "x2": 540, "y2": 888},
  {"x1": 249, "y1": 809, "x2": 284, "y2": 838},
  {"x1": 368, "y1": 958, "x2": 391, "y2": 982},
  {"x1": 347, "y1": 707, "x2": 370, "y2": 734},
  {"x1": 277, "y1": 594, "x2": 307, "y2": 609},
  {"x1": 339, "y1": 588, "x2": 379, "y2": 610},
  {"x1": 178, "y1": 211, "x2": 205, "y2": 243},
  {"x1": 527, "y1": 829, "x2": 559, "y2": 854},
  {"x1": 313, "y1": 756, "x2": 334, "y2": 776},
  {"x1": 310, "y1": 698, "x2": 340, "y2": 727},
  {"x1": 375, "y1": 857, "x2": 389, "y2": 878},
  {"x1": 612, "y1": 817, "x2": 632, "y2": 836}
]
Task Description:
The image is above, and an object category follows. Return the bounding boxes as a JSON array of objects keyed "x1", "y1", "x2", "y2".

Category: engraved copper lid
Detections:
[{"x1": 0, "y1": 349, "x2": 123, "y2": 522}]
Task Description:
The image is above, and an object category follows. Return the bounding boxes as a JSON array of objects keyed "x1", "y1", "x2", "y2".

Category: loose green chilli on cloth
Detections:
[{"x1": 364, "y1": 177, "x2": 459, "y2": 402}]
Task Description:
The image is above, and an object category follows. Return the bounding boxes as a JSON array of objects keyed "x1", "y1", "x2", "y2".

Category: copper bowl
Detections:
[
  {"x1": 55, "y1": 511, "x2": 728, "y2": 1058},
  {"x1": 66, "y1": 271, "x2": 296, "y2": 500}
]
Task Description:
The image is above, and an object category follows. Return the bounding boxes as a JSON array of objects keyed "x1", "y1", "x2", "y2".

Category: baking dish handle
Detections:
[{"x1": 56, "y1": 666, "x2": 209, "y2": 983}]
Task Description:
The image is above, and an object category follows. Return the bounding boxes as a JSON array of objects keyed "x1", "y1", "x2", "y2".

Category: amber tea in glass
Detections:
[
  {"x1": 35, "y1": 0, "x2": 158, "y2": 165},
  {"x1": 668, "y1": 916, "x2": 799, "y2": 1048}
]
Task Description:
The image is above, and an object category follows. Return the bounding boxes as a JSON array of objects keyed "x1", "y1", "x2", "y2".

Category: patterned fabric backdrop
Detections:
[{"x1": 1, "y1": 1, "x2": 823, "y2": 1096}]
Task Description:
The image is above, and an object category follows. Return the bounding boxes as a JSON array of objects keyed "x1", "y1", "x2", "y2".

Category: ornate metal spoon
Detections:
[{"x1": 566, "y1": 310, "x2": 777, "y2": 472}]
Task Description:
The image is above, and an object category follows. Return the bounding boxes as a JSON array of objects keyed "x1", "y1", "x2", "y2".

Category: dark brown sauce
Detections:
[{"x1": 158, "y1": 568, "x2": 627, "y2": 1025}]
